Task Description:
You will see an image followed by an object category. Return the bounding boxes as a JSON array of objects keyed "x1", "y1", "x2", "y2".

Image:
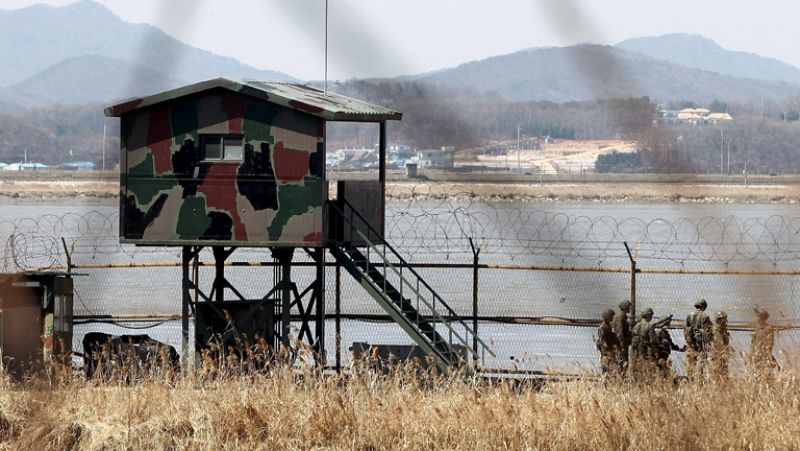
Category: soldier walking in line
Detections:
[
  {"x1": 597, "y1": 308, "x2": 621, "y2": 376},
  {"x1": 613, "y1": 300, "x2": 633, "y2": 373},
  {"x1": 631, "y1": 307, "x2": 655, "y2": 377},
  {"x1": 652, "y1": 315, "x2": 686, "y2": 379},
  {"x1": 750, "y1": 307, "x2": 777, "y2": 378},
  {"x1": 710, "y1": 311, "x2": 731, "y2": 378},
  {"x1": 684, "y1": 299, "x2": 712, "y2": 378}
]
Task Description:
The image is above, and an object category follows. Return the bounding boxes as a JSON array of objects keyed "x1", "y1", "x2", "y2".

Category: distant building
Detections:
[
  {"x1": 658, "y1": 109, "x2": 679, "y2": 124},
  {"x1": 334, "y1": 148, "x2": 378, "y2": 169},
  {"x1": 325, "y1": 151, "x2": 342, "y2": 168},
  {"x1": 2, "y1": 162, "x2": 48, "y2": 171},
  {"x1": 61, "y1": 161, "x2": 96, "y2": 170},
  {"x1": 417, "y1": 148, "x2": 454, "y2": 169},
  {"x1": 676, "y1": 108, "x2": 710, "y2": 124},
  {"x1": 20, "y1": 162, "x2": 48, "y2": 170},
  {"x1": 706, "y1": 112, "x2": 733, "y2": 124},
  {"x1": 388, "y1": 144, "x2": 414, "y2": 168},
  {"x1": 658, "y1": 107, "x2": 733, "y2": 125}
]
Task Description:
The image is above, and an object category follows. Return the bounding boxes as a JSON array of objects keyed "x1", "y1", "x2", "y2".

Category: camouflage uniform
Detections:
[
  {"x1": 749, "y1": 308, "x2": 777, "y2": 378},
  {"x1": 684, "y1": 299, "x2": 712, "y2": 378},
  {"x1": 631, "y1": 308, "x2": 655, "y2": 376},
  {"x1": 652, "y1": 316, "x2": 684, "y2": 378},
  {"x1": 597, "y1": 309, "x2": 621, "y2": 375},
  {"x1": 613, "y1": 300, "x2": 633, "y2": 372},
  {"x1": 710, "y1": 311, "x2": 731, "y2": 378}
]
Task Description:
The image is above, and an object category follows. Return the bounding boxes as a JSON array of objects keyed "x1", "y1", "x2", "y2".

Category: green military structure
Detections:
[
  {"x1": 105, "y1": 78, "x2": 401, "y2": 247},
  {"x1": 106, "y1": 78, "x2": 493, "y2": 371}
]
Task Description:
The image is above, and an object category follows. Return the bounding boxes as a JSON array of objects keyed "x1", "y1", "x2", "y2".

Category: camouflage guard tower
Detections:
[{"x1": 106, "y1": 78, "x2": 492, "y2": 370}]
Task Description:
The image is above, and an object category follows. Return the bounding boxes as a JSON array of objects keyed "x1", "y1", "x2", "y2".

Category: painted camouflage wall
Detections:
[{"x1": 120, "y1": 88, "x2": 325, "y2": 246}]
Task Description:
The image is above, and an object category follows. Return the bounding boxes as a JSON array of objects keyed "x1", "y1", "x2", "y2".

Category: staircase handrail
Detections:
[{"x1": 329, "y1": 200, "x2": 495, "y2": 359}]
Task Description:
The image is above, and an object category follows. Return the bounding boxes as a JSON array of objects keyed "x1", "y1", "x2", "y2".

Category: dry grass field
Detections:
[{"x1": 1, "y1": 362, "x2": 799, "y2": 450}]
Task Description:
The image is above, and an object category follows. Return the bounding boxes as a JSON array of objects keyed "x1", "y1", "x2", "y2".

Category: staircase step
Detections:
[{"x1": 328, "y1": 221, "x2": 486, "y2": 370}]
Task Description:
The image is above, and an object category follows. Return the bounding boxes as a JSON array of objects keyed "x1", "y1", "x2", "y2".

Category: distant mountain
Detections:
[
  {"x1": 616, "y1": 34, "x2": 800, "y2": 86},
  {"x1": 0, "y1": 0, "x2": 295, "y2": 105},
  {"x1": 2, "y1": 2, "x2": 797, "y2": 108},
  {"x1": 0, "y1": 88, "x2": 22, "y2": 112},
  {"x1": 7, "y1": 55, "x2": 185, "y2": 106},
  {"x1": 410, "y1": 44, "x2": 800, "y2": 103}
]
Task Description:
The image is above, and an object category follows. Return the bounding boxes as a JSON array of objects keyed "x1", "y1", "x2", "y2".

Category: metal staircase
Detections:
[{"x1": 328, "y1": 200, "x2": 494, "y2": 370}]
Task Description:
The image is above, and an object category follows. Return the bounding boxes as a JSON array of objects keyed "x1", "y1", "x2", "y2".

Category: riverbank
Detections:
[
  {"x1": 0, "y1": 179, "x2": 117, "y2": 200},
  {"x1": 385, "y1": 182, "x2": 800, "y2": 204},
  {"x1": 0, "y1": 177, "x2": 798, "y2": 204}
]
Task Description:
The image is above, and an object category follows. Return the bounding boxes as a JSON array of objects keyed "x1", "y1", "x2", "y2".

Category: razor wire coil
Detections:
[{"x1": 2, "y1": 199, "x2": 800, "y2": 271}]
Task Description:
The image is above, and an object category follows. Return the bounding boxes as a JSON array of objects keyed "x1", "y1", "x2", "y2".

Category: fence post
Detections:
[
  {"x1": 335, "y1": 263, "x2": 342, "y2": 373},
  {"x1": 623, "y1": 241, "x2": 638, "y2": 320},
  {"x1": 468, "y1": 237, "x2": 481, "y2": 361},
  {"x1": 623, "y1": 241, "x2": 638, "y2": 370},
  {"x1": 60, "y1": 237, "x2": 72, "y2": 274},
  {"x1": 181, "y1": 246, "x2": 191, "y2": 371}
]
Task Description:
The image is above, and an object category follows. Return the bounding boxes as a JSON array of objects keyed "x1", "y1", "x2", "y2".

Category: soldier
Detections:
[
  {"x1": 652, "y1": 315, "x2": 686, "y2": 378},
  {"x1": 613, "y1": 300, "x2": 633, "y2": 372},
  {"x1": 631, "y1": 307, "x2": 655, "y2": 376},
  {"x1": 750, "y1": 307, "x2": 777, "y2": 378},
  {"x1": 710, "y1": 311, "x2": 731, "y2": 378},
  {"x1": 596, "y1": 308, "x2": 621, "y2": 376},
  {"x1": 684, "y1": 299, "x2": 712, "y2": 378}
]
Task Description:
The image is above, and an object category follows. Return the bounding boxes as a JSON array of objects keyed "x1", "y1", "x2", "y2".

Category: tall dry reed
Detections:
[{"x1": 0, "y1": 358, "x2": 798, "y2": 450}]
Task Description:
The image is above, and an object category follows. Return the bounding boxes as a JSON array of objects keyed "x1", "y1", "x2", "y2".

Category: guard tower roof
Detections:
[{"x1": 104, "y1": 77, "x2": 402, "y2": 122}]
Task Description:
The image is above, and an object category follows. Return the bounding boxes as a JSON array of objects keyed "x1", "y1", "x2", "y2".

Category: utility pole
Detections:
[
  {"x1": 726, "y1": 142, "x2": 730, "y2": 175},
  {"x1": 720, "y1": 128, "x2": 724, "y2": 175},
  {"x1": 517, "y1": 125, "x2": 521, "y2": 172},
  {"x1": 744, "y1": 161, "x2": 748, "y2": 188},
  {"x1": 101, "y1": 121, "x2": 106, "y2": 171}
]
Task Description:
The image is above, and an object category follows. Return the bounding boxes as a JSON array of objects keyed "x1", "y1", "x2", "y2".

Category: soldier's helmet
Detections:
[
  {"x1": 716, "y1": 311, "x2": 727, "y2": 321},
  {"x1": 619, "y1": 300, "x2": 632, "y2": 310},
  {"x1": 641, "y1": 307, "x2": 654, "y2": 318},
  {"x1": 602, "y1": 308, "x2": 615, "y2": 320},
  {"x1": 754, "y1": 307, "x2": 770, "y2": 320},
  {"x1": 694, "y1": 299, "x2": 708, "y2": 309}
]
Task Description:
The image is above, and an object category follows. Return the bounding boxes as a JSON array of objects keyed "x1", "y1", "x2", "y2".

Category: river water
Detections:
[{"x1": 2, "y1": 199, "x2": 799, "y2": 374}]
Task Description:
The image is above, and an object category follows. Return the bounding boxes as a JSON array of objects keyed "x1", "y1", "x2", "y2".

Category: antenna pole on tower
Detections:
[{"x1": 324, "y1": 0, "x2": 329, "y2": 94}]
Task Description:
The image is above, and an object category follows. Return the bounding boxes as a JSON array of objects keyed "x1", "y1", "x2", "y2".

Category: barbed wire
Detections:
[{"x1": 2, "y1": 199, "x2": 800, "y2": 271}]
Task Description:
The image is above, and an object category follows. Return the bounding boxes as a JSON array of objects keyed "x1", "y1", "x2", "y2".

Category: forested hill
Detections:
[
  {"x1": 2, "y1": 78, "x2": 800, "y2": 174},
  {"x1": 408, "y1": 44, "x2": 800, "y2": 103},
  {"x1": 616, "y1": 34, "x2": 800, "y2": 86}
]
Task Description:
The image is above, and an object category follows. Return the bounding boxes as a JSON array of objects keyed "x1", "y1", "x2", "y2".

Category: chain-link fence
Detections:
[{"x1": 2, "y1": 197, "x2": 799, "y2": 374}]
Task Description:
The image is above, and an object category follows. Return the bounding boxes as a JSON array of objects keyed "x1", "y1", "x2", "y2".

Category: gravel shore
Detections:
[
  {"x1": 0, "y1": 179, "x2": 797, "y2": 204},
  {"x1": 385, "y1": 182, "x2": 800, "y2": 204}
]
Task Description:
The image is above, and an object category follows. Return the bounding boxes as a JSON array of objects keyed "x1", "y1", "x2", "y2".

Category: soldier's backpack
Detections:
[
  {"x1": 686, "y1": 312, "x2": 707, "y2": 349},
  {"x1": 633, "y1": 321, "x2": 651, "y2": 356}
]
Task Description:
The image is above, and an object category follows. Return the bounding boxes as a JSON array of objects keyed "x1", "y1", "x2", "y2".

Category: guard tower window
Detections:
[{"x1": 201, "y1": 134, "x2": 244, "y2": 161}]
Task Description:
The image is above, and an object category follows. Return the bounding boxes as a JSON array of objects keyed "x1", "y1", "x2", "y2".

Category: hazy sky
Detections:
[{"x1": 5, "y1": 0, "x2": 800, "y2": 81}]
